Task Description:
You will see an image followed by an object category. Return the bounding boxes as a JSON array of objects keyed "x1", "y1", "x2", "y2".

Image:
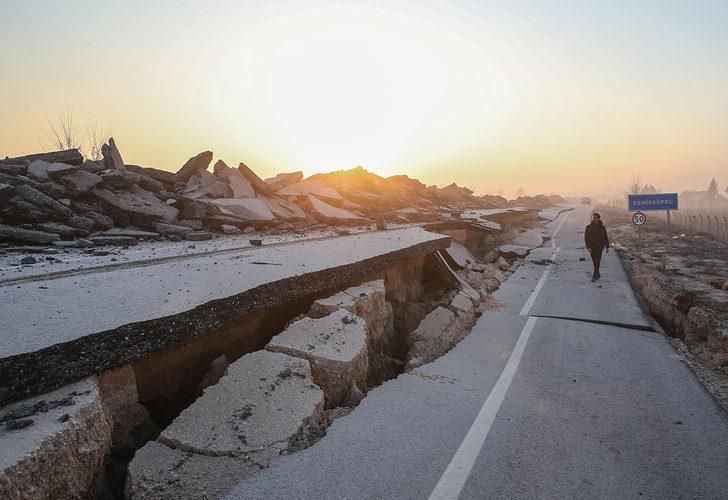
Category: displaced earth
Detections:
[
  {"x1": 1, "y1": 140, "x2": 564, "y2": 252},
  {"x1": 604, "y1": 207, "x2": 728, "y2": 410},
  {"x1": 1, "y1": 141, "x2": 572, "y2": 500}
]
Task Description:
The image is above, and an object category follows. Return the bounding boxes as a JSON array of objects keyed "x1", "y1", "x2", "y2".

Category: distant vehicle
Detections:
[{"x1": 581, "y1": 197, "x2": 591, "y2": 205}]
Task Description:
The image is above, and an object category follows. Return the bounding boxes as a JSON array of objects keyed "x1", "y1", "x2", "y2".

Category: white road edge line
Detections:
[
  {"x1": 522, "y1": 211, "x2": 569, "y2": 316},
  {"x1": 426, "y1": 209, "x2": 572, "y2": 500},
  {"x1": 427, "y1": 316, "x2": 539, "y2": 500},
  {"x1": 519, "y1": 260, "x2": 552, "y2": 317}
]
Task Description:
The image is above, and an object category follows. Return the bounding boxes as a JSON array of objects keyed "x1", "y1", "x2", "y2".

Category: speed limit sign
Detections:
[{"x1": 632, "y1": 211, "x2": 647, "y2": 225}]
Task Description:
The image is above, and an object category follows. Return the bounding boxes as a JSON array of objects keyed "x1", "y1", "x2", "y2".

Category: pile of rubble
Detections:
[
  {"x1": 0, "y1": 139, "x2": 564, "y2": 248},
  {"x1": 0, "y1": 140, "x2": 363, "y2": 248}
]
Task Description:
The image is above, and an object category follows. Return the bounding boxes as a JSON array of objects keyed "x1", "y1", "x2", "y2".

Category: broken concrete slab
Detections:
[
  {"x1": 93, "y1": 227, "x2": 161, "y2": 239},
  {"x1": 1, "y1": 149, "x2": 83, "y2": 167},
  {"x1": 175, "y1": 151, "x2": 213, "y2": 183},
  {"x1": 0, "y1": 183, "x2": 15, "y2": 204},
  {"x1": 445, "y1": 241, "x2": 477, "y2": 269},
  {"x1": 0, "y1": 378, "x2": 112, "y2": 500},
  {"x1": 101, "y1": 137, "x2": 125, "y2": 170},
  {"x1": 265, "y1": 171, "x2": 303, "y2": 192},
  {"x1": 309, "y1": 280, "x2": 391, "y2": 347},
  {"x1": 406, "y1": 306, "x2": 459, "y2": 370},
  {"x1": 221, "y1": 224, "x2": 242, "y2": 235},
  {"x1": 278, "y1": 180, "x2": 343, "y2": 200},
  {"x1": 267, "y1": 309, "x2": 368, "y2": 406},
  {"x1": 0, "y1": 224, "x2": 61, "y2": 244},
  {"x1": 57, "y1": 169, "x2": 102, "y2": 196},
  {"x1": 265, "y1": 197, "x2": 307, "y2": 221},
  {"x1": 125, "y1": 165, "x2": 176, "y2": 186},
  {"x1": 153, "y1": 222, "x2": 194, "y2": 237},
  {"x1": 183, "y1": 170, "x2": 232, "y2": 199},
  {"x1": 14, "y1": 184, "x2": 73, "y2": 220},
  {"x1": 99, "y1": 169, "x2": 141, "y2": 189},
  {"x1": 450, "y1": 291, "x2": 476, "y2": 315},
  {"x1": 237, "y1": 162, "x2": 275, "y2": 197},
  {"x1": 0, "y1": 164, "x2": 27, "y2": 176},
  {"x1": 80, "y1": 212, "x2": 113, "y2": 231},
  {"x1": 305, "y1": 195, "x2": 366, "y2": 224},
  {"x1": 126, "y1": 440, "x2": 256, "y2": 500},
  {"x1": 89, "y1": 235, "x2": 139, "y2": 246},
  {"x1": 26, "y1": 161, "x2": 76, "y2": 182},
  {"x1": 186, "y1": 231, "x2": 212, "y2": 241},
  {"x1": 159, "y1": 350, "x2": 324, "y2": 457},
  {"x1": 498, "y1": 244, "x2": 531, "y2": 259},
  {"x1": 33, "y1": 222, "x2": 89, "y2": 238},
  {"x1": 213, "y1": 160, "x2": 255, "y2": 198},
  {"x1": 92, "y1": 185, "x2": 178, "y2": 228},
  {"x1": 309, "y1": 280, "x2": 395, "y2": 385},
  {"x1": 207, "y1": 198, "x2": 275, "y2": 221}
]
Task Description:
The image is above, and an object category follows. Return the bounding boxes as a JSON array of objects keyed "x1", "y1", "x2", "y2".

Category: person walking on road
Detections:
[{"x1": 585, "y1": 212, "x2": 610, "y2": 282}]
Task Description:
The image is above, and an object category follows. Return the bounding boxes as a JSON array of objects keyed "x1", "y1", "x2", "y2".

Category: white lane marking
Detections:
[
  {"x1": 552, "y1": 211, "x2": 570, "y2": 240},
  {"x1": 523, "y1": 211, "x2": 569, "y2": 314},
  {"x1": 427, "y1": 210, "x2": 571, "y2": 499},
  {"x1": 427, "y1": 316, "x2": 539, "y2": 500},
  {"x1": 518, "y1": 252, "x2": 556, "y2": 317}
]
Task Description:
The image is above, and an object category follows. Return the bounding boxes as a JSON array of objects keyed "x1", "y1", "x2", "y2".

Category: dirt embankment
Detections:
[{"x1": 600, "y1": 207, "x2": 728, "y2": 411}]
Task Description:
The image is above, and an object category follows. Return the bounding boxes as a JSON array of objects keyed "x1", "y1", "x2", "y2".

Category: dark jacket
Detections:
[{"x1": 585, "y1": 221, "x2": 609, "y2": 251}]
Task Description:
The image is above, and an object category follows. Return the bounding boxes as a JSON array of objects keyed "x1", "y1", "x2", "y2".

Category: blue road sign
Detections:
[{"x1": 628, "y1": 193, "x2": 678, "y2": 211}]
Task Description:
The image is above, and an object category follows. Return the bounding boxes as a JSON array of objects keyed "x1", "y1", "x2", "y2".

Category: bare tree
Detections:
[
  {"x1": 86, "y1": 126, "x2": 106, "y2": 161},
  {"x1": 48, "y1": 112, "x2": 80, "y2": 151},
  {"x1": 707, "y1": 178, "x2": 719, "y2": 198},
  {"x1": 628, "y1": 175, "x2": 642, "y2": 194}
]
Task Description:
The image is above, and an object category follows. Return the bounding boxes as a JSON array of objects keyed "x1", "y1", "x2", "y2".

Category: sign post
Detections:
[{"x1": 628, "y1": 193, "x2": 678, "y2": 252}]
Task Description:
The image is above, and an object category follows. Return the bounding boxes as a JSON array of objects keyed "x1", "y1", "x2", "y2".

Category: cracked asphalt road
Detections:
[{"x1": 225, "y1": 205, "x2": 728, "y2": 500}]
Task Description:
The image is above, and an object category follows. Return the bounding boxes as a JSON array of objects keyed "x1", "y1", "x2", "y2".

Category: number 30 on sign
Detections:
[{"x1": 632, "y1": 211, "x2": 647, "y2": 225}]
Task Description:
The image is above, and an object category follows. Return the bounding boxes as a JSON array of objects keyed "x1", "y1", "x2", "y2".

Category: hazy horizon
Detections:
[{"x1": 2, "y1": 0, "x2": 727, "y2": 199}]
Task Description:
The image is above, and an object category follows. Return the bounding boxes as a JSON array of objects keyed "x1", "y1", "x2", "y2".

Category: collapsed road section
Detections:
[{"x1": 0, "y1": 210, "x2": 556, "y2": 500}]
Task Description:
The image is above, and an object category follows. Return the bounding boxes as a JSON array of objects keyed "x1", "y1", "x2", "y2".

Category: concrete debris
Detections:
[
  {"x1": 99, "y1": 169, "x2": 141, "y2": 189},
  {"x1": 0, "y1": 148, "x2": 84, "y2": 167},
  {"x1": 125, "y1": 441, "x2": 255, "y2": 500},
  {"x1": 1, "y1": 142, "x2": 562, "y2": 263},
  {"x1": 34, "y1": 222, "x2": 89, "y2": 238},
  {"x1": 0, "y1": 378, "x2": 112, "y2": 500},
  {"x1": 278, "y1": 180, "x2": 343, "y2": 200},
  {"x1": 207, "y1": 197, "x2": 275, "y2": 221},
  {"x1": 186, "y1": 231, "x2": 212, "y2": 241},
  {"x1": 92, "y1": 186, "x2": 179, "y2": 228},
  {"x1": 57, "y1": 169, "x2": 102, "y2": 195},
  {"x1": 89, "y1": 235, "x2": 139, "y2": 246},
  {"x1": 26, "y1": 161, "x2": 77, "y2": 182},
  {"x1": 213, "y1": 160, "x2": 255, "y2": 198},
  {"x1": 153, "y1": 222, "x2": 194, "y2": 237},
  {"x1": 94, "y1": 227, "x2": 161, "y2": 239},
  {"x1": 267, "y1": 309, "x2": 368, "y2": 407},
  {"x1": 303, "y1": 195, "x2": 367, "y2": 224},
  {"x1": 153, "y1": 350, "x2": 323, "y2": 456},
  {"x1": 183, "y1": 170, "x2": 232, "y2": 199},
  {"x1": 309, "y1": 280, "x2": 395, "y2": 385},
  {"x1": 237, "y1": 162, "x2": 275, "y2": 197},
  {"x1": 101, "y1": 137, "x2": 125, "y2": 170},
  {"x1": 265, "y1": 171, "x2": 303, "y2": 191},
  {"x1": 406, "y1": 293, "x2": 476, "y2": 371},
  {"x1": 175, "y1": 151, "x2": 213, "y2": 183},
  {"x1": 0, "y1": 224, "x2": 60, "y2": 244},
  {"x1": 221, "y1": 224, "x2": 242, "y2": 235}
]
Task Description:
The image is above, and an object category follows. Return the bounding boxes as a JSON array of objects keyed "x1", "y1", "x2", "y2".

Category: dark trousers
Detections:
[{"x1": 589, "y1": 247, "x2": 603, "y2": 275}]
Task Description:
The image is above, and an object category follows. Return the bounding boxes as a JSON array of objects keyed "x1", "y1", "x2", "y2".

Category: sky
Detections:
[{"x1": 1, "y1": 0, "x2": 727, "y2": 199}]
